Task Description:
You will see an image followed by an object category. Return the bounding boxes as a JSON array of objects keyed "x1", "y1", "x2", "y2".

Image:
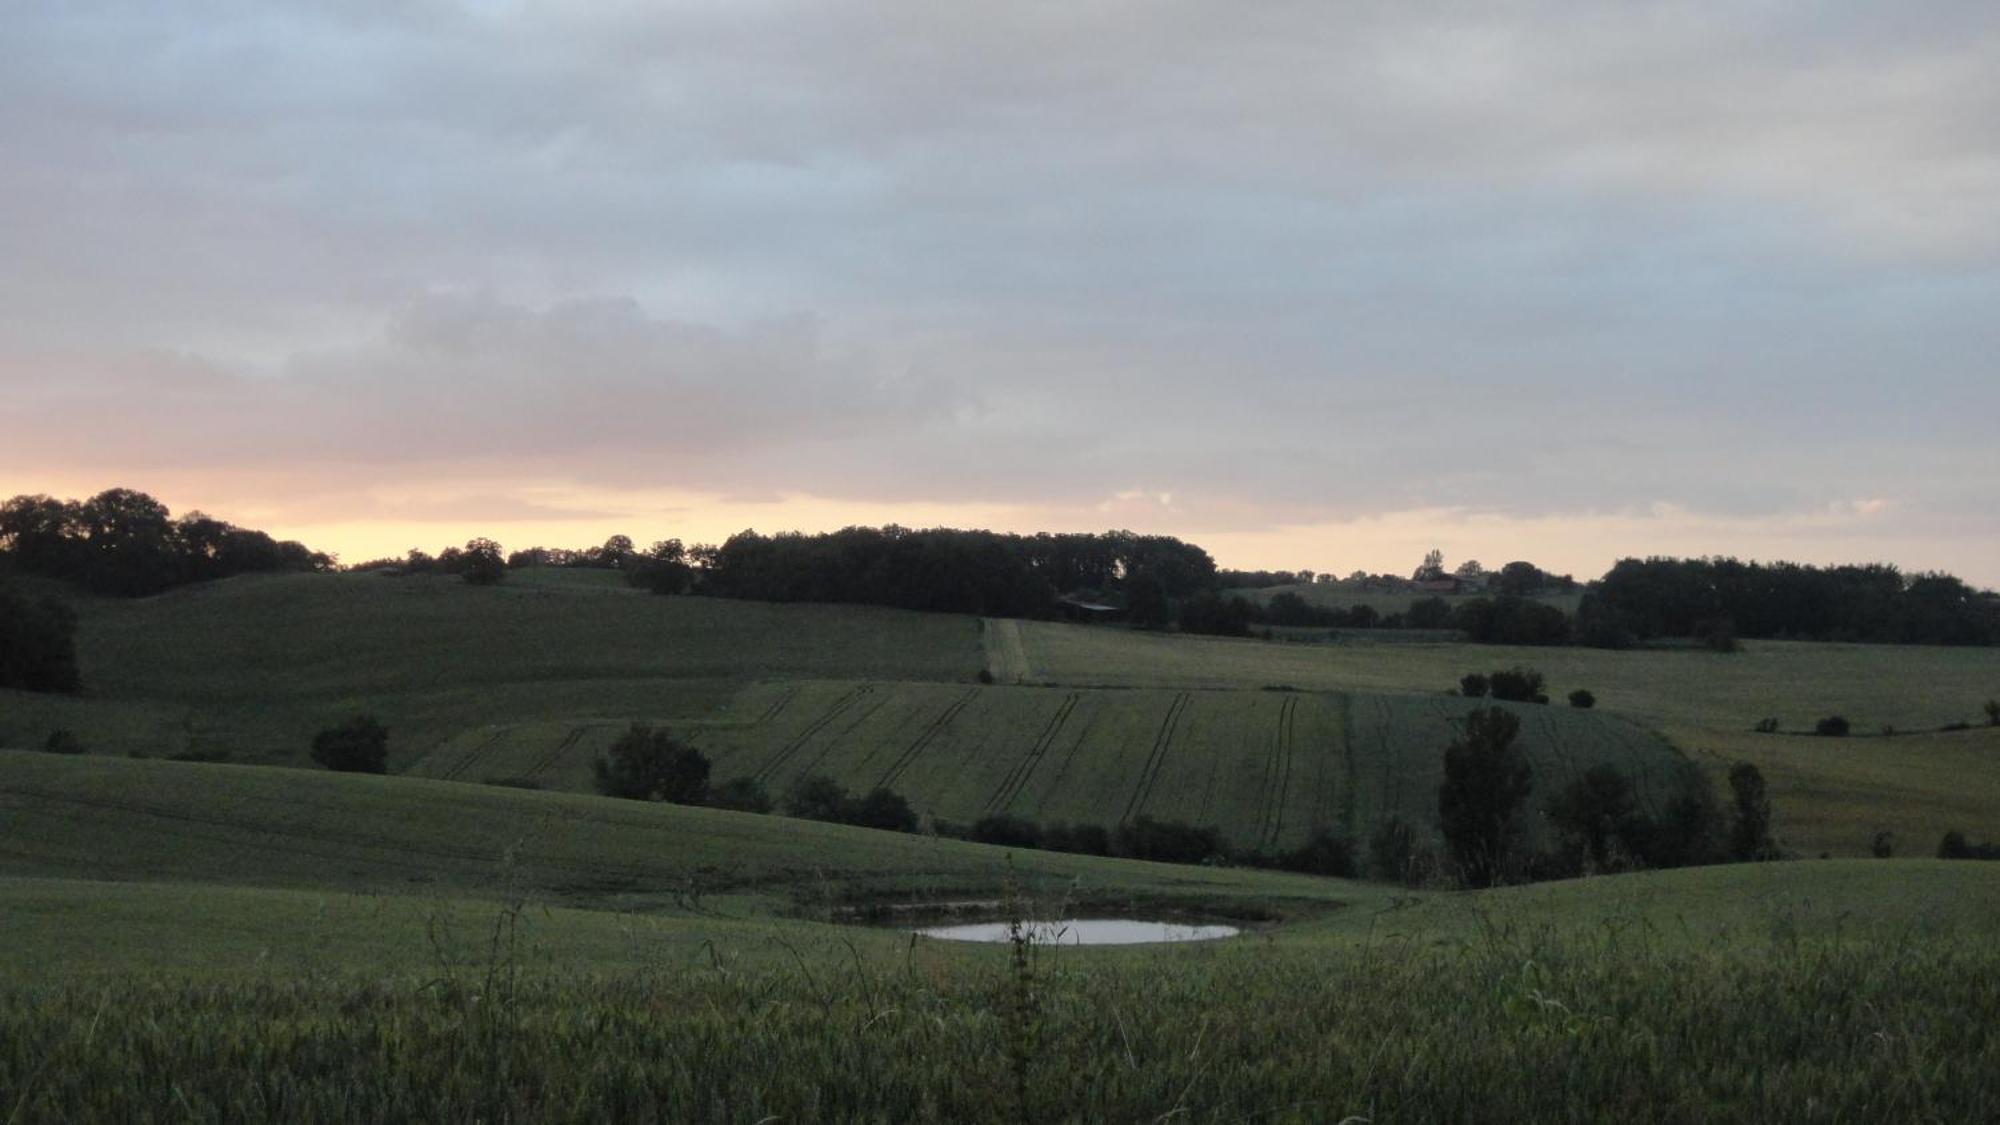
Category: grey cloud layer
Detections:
[{"x1": 4, "y1": 2, "x2": 1998, "y2": 538}]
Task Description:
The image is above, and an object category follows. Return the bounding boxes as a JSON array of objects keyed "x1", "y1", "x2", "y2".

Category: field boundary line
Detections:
[
  {"x1": 1121, "y1": 691, "x2": 1191, "y2": 823},
  {"x1": 877, "y1": 688, "x2": 980, "y2": 791},
  {"x1": 981, "y1": 618, "x2": 1033, "y2": 684}
]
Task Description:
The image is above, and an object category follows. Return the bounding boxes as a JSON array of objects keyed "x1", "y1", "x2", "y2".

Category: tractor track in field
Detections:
[
  {"x1": 1121, "y1": 692, "x2": 1192, "y2": 823},
  {"x1": 752, "y1": 685, "x2": 875, "y2": 785},
  {"x1": 755, "y1": 685, "x2": 800, "y2": 726},
  {"x1": 789, "y1": 695, "x2": 894, "y2": 782},
  {"x1": 524, "y1": 727, "x2": 592, "y2": 783},
  {"x1": 1256, "y1": 695, "x2": 1300, "y2": 850},
  {"x1": 1331, "y1": 693, "x2": 1355, "y2": 837},
  {"x1": 878, "y1": 688, "x2": 980, "y2": 791},
  {"x1": 435, "y1": 728, "x2": 506, "y2": 783},
  {"x1": 983, "y1": 692, "x2": 1080, "y2": 815}
]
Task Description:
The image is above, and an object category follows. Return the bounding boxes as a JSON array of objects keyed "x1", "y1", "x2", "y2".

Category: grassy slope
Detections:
[
  {"x1": 0, "y1": 751, "x2": 1355, "y2": 917},
  {"x1": 0, "y1": 572, "x2": 981, "y2": 766},
  {"x1": 1007, "y1": 620, "x2": 2000, "y2": 855},
  {"x1": 5, "y1": 752, "x2": 1997, "y2": 983}
]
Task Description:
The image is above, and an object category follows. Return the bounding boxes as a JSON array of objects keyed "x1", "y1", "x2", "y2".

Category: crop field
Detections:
[
  {"x1": 596, "y1": 680, "x2": 1683, "y2": 853},
  {"x1": 0, "y1": 572, "x2": 982, "y2": 766}
]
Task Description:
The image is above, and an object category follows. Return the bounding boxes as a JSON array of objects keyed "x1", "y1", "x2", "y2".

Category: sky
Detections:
[{"x1": 4, "y1": 2, "x2": 1998, "y2": 584}]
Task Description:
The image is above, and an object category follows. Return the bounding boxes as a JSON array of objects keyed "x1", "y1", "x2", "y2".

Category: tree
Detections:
[
  {"x1": 592, "y1": 724, "x2": 709, "y2": 803},
  {"x1": 1487, "y1": 667, "x2": 1547, "y2": 703},
  {"x1": 1567, "y1": 689, "x2": 1595, "y2": 709},
  {"x1": 460, "y1": 538, "x2": 506, "y2": 586},
  {"x1": 707, "y1": 776, "x2": 773, "y2": 813},
  {"x1": 1726, "y1": 762, "x2": 1775, "y2": 861},
  {"x1": 784, "y1": 774, "x2": 851, "y2": 821},
  {"x1": 1548, "y1": 765, "x2": 1640, "y2": 871},
  {"x1": 1492, "y1": 561, "x2": 1546, "y2": 597},
  {"x1": 1413, "y1": 549, "x2": 1446, "y2": 582},
  {"x1": 311, "y1": 715, "x2": 389, "y2": 774},
  {"x1": 1453, "y1": 559, "x2": 1485, "y2": 582},
  {"x1": 1437, "y1": 707, "x2": 1533, "y2": 887},
  {"x1": 1458, "y1": 673, "x2": 1490, "y2": 698},
  {"x1": 1123, "y1": 570, "x2": 1171, "y2": 629},
  {"x1": 843, "y1": 787, "x2": 918, "y2": 833},
  {"x1": 1984, "y1": 699, "x2": 1999, "y2": 727},
  {"x1": 0, "y1": 585, "x2": 81, "y2": 693}
]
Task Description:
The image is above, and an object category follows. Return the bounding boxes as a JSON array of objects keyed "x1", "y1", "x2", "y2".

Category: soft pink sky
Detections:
[{"x1": 5, "y1": 5, "x2": 1997, "y2": 586}]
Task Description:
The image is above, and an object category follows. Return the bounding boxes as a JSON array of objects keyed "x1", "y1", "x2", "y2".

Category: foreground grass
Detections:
[{"x1": 5, "y1": 928, "x2": 1995, "y2": 1123}]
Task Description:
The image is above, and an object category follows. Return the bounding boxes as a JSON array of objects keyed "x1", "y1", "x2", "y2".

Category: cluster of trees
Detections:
[
  {"x1": 1582, "y1": 557, "x2": 2000, "y2": 647},
  {"x1": 934, "y1": 812, "x2": 1359, "y2": 875},
  {"x1": 346, "y1": 539, "x2": 506, "y2": 585},
  {"x1": 700, "y1": 527, "x2": 1217, "y2": 618},
  {"x1": 0, "y1": 489, "x2": 332, "y2": 596},
  {"x1": 1431, "y1": 704, "x2": 1772, "y2": 887},
  {"x1": 0, "y1": 584, "x2": 80, "y2": 693}
]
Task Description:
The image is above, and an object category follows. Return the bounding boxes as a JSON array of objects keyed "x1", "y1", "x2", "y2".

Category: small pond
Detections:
[{"x1": 914, "y1": 919, "x2": 1241, "y2": 946}]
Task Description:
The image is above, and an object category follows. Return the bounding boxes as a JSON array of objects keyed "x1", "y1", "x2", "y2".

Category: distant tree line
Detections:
[
  {"x1": 1579, "y1": 557, "x2": 1999, "y2": 647},
  {"x1": 698, "y1": 527, "x2": 1218, "y2": 617},
  {"x1": 1, "y1": 489, "x2": 333, "y2": 597}
]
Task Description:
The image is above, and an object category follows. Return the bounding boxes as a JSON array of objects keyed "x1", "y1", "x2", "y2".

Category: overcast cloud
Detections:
[{"x1": 3, "y1": 2, "x2": 1997, "y2": 578}]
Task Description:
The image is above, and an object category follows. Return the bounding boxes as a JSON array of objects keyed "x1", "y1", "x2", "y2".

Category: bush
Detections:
[
  {"x1": 1041, "y1": 822, "x2": 1111, "y2": 856},
  {"x1": 0, "y1": 585, "x2": 81, "y2": 693},
  {"x1": 41, "y1": 729, "x2": 85, "y2": 755},
  {"x1": 780, "y1": 775, "x2": 919, "y2": 833},
  {"x1": 1486, "y1": 667, "x2": 1546, "y2": 703},
  {"x1": 1937, "y1": 831, "x2": 2000, "y2": 860},
  {"x1": 1871, "y1": 831, "x2": 1894, "y2": 858},
  {"x1": 970, "y1": 814, "x2": 1042, "y2": 848},
  {"x1": 1814, "y1": 716, "x2": 1851, "y2": 738},
  {"x1": 976, "y1": 668, "x2": 995, "y2": 685},
  {"x1": 1754, "y1": 717, "x2": 1779, "y2": 734},
  {"x1": 1458, "y1": 673, "x2": 1490, "y2": 698},
  {"x1": 1986, "y1": 699, "x2": 1999, "y2": 727},
  {"x1": 1275, "y1": 829, "x2": 1357, "y2": 877},
  {"x1": 843, "y1": 787, "x2": 918, "y2": 833},
  {"x1": 592, "y1": 724, "x2": 709, "y2": 803},
  {"x1": 1113, "y1": 817, "x2": 1226, "y2": 865},
  {"x1": 1693, "y1": 617, "x2": 1740, "y2": 653},
  {"x1": 310, "y1": 715, "x2": 389, "y2": 774},
  {"x1": 783, "y1": 774, "x2": 851, "y2": 821},
  {"x1": 1567, "y1": 689, "x2": 1595, "y2": 709},
  {"x1": 707, "y1": 776, "x2": 773, "y2": 814}
]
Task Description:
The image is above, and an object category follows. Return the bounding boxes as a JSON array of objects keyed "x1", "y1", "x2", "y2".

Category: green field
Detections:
[
  {"x1": 6, "y1": 571, "x2": 1998, "y2": 861},
  {"x1": 4, "y1": 749, "x2": 1999, "y2": 1121},
  {"x1": 416, "y1": 679, "x2": 1691, "y2": 854}
]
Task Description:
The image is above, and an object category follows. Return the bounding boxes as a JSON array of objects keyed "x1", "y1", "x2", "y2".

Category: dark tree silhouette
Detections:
[
  {"x1": 1437, "y1": 707, "x2": 1533, "y2": 887},
  {"x1": 1548, "y1": 765, "x2": 1640, "y2": 870},
  {"x1": 592, "y1": 724, "x2": 710, "y2": 803},
  {"x1": 311, "y1": 715, "x2": 389, "y2": 774},
  {"x1": 1727, "y1": 762, "x2": 1776, "y2": 861},
  {"x1": 459, "y1": 538, "x2": 506, "y2": 586}
]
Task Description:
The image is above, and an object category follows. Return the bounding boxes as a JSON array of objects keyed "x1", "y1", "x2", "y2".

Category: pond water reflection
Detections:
[{"x1": 914, "y1": 919, "x2": 1240, "y2": 945}]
